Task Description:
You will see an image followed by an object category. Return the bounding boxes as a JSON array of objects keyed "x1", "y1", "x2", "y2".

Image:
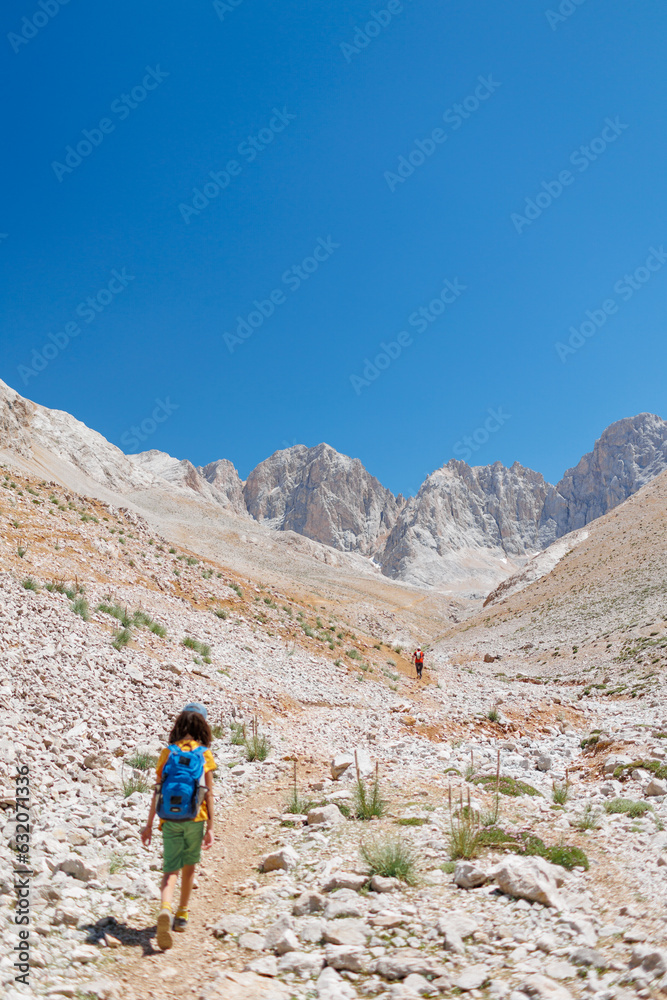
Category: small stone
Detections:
[
  {"x1": 370, "y1": 874, "x2": 401, "y2": 892},
  {"x1": 323, "y1": 918, "x2": 371, "y2": 947},
  {"x1": 323, "y1": 871, "x2": 367, "y2": 892},
  {"x1": 455, "y1": 964, "x2": 491, "y2": 990},
  {"x1": 238, "y1": 932, "x2": 266, "y2": 952},
  {"x1": 293, "y1": 891, "x2": 325, "y2": 916},
  {"x1": 646, "y1": 778, "x2": 667, "y2": 797},
  {"x1": 324, "y1": 944, "x2": 366, "y2": 972},
  {"x1": 536, "y1": 755, "x2": 552, "y2": 772},
  {"x1": 277, "y1": 950, "x2": 325, "y2": 977},
  {"x1": 245, "y1": 955, "x2": 278, "y2": 977}
]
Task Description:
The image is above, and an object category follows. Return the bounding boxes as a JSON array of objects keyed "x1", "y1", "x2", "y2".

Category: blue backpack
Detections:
[{"x1": 157, "y1": 744, "x2": 206, "y2": 821}]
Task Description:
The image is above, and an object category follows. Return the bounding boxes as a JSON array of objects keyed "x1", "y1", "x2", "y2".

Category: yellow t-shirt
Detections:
[{"x1": 156, "y1": 738, "x2": 216, "y2": 825}]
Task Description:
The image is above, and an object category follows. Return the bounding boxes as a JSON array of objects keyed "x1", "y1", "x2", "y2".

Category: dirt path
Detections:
[{"x1": 105, "y1": 781, "x2": 290, "y2": 1000}]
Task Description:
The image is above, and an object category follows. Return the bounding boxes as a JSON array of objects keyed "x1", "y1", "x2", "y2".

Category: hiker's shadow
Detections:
[{"x1": 83, "y1": 917, "x2": 162, "y2": 956}]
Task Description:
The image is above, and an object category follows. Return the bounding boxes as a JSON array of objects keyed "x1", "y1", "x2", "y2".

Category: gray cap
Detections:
[{"x1": 182, "y1": 702, "x2": 207, "y2": 720}]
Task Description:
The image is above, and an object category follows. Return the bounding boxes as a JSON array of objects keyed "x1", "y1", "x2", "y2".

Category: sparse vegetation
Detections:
[
  {"x1": 182, "y1": 636, "x2": 211, "y2": 660},
  {"x1": 347, "y1": 648, "x2": 362, "y2": 660},
  {"x1": 214, "y1": 608, "x2": 228, "y2": 619},
  {"x1": 572, "y1": 804, "x2": 601, "y2": 831},
  {"x1": 22, "y1": 577, "x2": 38, "y2": 591},
  {"x1": 396, "y1": 816, "x2": 428, "y2": 826},
  {"x1": 112, "y1": 628, "x2": 132, "y2": 651},
  {"x1": 354, "y1": 767, "x2": 387, "y2": 821},
  {"x1": 552, "y1": 780, "x2": 570, "y2": 805},
  {"x1": 122, "y1": 773, "x2": 150, "y2": 797},
  {"x1": 71, "y1": 596, "x2": 90, "y2": 621},
  {"x1": 604, "y1": 798, "x2": 653, "y2": 818},
  {"x1": 487, "y1": 707, "x2": 500, "y2": 723},
  {"x1": 360, "y1": 836, "x2": 417, "y2": 885},
  {"x1": 472, "y1": 775, "x2": 541, "y2": 797},
  {"x1": 229, "y1": 582, "x2": 243, "y2": 598},
  {"x1": 245, "y1": 733, "x2": 270, "y2": 762},
  {"x1": 126, "y1": 751, "x2": 157, "y2": 771}
]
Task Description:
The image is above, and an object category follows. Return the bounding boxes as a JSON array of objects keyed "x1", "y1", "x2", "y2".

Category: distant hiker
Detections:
[
  {"x1": 412, "y1": 646, "x2": 424, "y2": 680},
  {"x1": 141, "y1": 702, "x2": 216, "y2": 951}
]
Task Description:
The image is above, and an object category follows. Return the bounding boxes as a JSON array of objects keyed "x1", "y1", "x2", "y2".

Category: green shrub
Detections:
[
  {"x1": 122, "y1": 773, "x2": 150, "y2": 796},
  {"x1": 487, "y1": 707, "x2": 500, "y2": 723},
  {"x1": 284, "y1": 787, "x2": 316, "y2": 815},
  {"x1": 182, "y1": 636, "x2": 211, "y2": 658},
  {"x1": 148, "y1": 621, "x2": 167, "y2": 637},
  {"x1": 613, "y1": 759, "x2": 667, "y2": 781},
  {"x1": 395, "y1": 816, "x2": 428, "y2": 826},
  {"x1": 473, "y1": 775, "x2": 541, "y2": 797},
  {"x1": 347, "y1": 648, "x2": 362, "y2": 660},
  {"x1": 126, "y1": 751, "x2": 157, "y2": 770},
  {"x1": 71, "y1": 596, "x2": 90, "y2": 621},
  {"x1": 17, "y1": 545, "x2": 28, "y2": 559},
  {"x1": 230, "y1": 582, "x2": 243, "y2": 598},
  {"x1": 214, "y1": 608, "x2": 228, "y2": 619},
  {"x1": 112, "y1": 628, "x2": 132, "y2": 651},
  {"x1": 552, "y1": 781, "x2": 570, "y2": 805},
  {"x1": 354, "y1": 772, "x2": 387, "y2": 821},
  {"x1": 22, "y1": 577, "x2": 38, "y2": 591},
  {"x1": 97, "y1": 602, "x2": 133, "y2": 627},
  {"x1": 449, "y1": 811, "x2": 480, "y2": 860},
  {"x1": 230, "y1": 722, "x2": 245, "y2": 745},
  {"x1": 572, "y1": 804, "x2": 601, "y2": 831},
  {"x1": 245, "y1": 734, "x2": 270, "y2": 762},
  {"x1": 360, "y1": 836, "x2": 417, "y2": 884},
  {"x1": 604, "y1": 798, "x2": 652, "y2": 818}
]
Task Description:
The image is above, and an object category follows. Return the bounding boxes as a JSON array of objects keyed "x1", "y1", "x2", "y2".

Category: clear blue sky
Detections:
[{"x1": 2, "y1": 0, "x2": 666, "y2": 496}]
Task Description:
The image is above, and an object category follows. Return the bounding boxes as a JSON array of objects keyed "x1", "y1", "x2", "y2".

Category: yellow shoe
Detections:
[
  {"x1": 173, "y1": 908, "x2": 189, "y2": 932},
  {"x1": 156, "y1": 905, "x2": 173, "y2": 950}
]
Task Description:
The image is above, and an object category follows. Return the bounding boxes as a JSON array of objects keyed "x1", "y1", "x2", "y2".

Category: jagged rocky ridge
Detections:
[{"x1": 1, "y1": 379, "x2": 666, "y2": 590}]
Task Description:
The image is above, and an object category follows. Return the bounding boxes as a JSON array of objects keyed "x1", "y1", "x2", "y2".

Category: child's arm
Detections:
[
  {"x1": 141, "y1": 786, "x2": 159, "y2": 847},
  {"x1": 203, "y1": 771, "x2": 215, "y2": 848}
]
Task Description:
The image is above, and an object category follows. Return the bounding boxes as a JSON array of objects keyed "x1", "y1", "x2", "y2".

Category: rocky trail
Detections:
[{"x1": 3, "y1": 465, "x2": 667, "y2": 1000}]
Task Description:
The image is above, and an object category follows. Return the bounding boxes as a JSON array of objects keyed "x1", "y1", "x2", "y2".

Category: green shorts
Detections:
[{"x1": 162, "y1": 820, "x2": 205, "y2": 873}]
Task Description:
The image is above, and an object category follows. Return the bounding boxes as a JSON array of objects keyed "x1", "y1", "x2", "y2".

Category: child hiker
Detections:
[{"x1": 141, "y1": 702, "x2": 216, "y2": 950}]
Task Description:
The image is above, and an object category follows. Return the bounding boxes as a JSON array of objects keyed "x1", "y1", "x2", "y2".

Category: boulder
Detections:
[
  {"x1": 536, "y1": 754, "x2": 552, "y2": 772},
  {"x1": 316, "y1": 966, "x2": 357, "y2": 999},
  {"x1": 455, "y1": 964, "x2": 491, "y2": 991},
  {"x1": 369, "y1": 875, "x2": 400, "y2": 893},
  {"x1": 370, "y1": 953, "x2": 445, "y2": 980},
  {"x1": 324, "y1": 944, "x2": 366, "y2": 972},
  {"x1": 245, "y1": 956, "x2": 278, "y2": 977},
  {"x1": 238, "y1": 932, "x2": 266, "y2": 952},
  {"x1": 521, "y1": 973, "x2": 574, "y2": 1000},
  {"x1": 307, "y1": 804, "x2": 344, "y2": 826},
  {"x1": 323, "y1": 871, "x2": 366, "y2": 892},
  {"x1": 277, "y1": 951, "x2": 325, "y2": 977},
  {"x1": 57, "y1": 855, "x2": 109, "y2": 883},
  {"x1": 646, "y1": 778, "x2": 667, "y2": 797},
  {"x1": 211, "y1": 914, "x2": 252, "y2": 937},
  {"x1": 493, "y1": 856, "x2": 566, "y2": 908},
  {"x1": 260, "y1": 846, "x2": 299, "y2": 872},
  {"x1": 292, "y1": 891, "x2": 325, "y2": 916},
  {"x1": 323, "y1": 918, "x2": 371, "y2": 947},
  {"x1": 264, "y1": 915, "x2": 298, "y2": 955},
  {"x1": 454, "y1": 860, "x2": 488, "y2": 889},
  {"x1": 436, "y1": 911, "x2": 478, "y2": 954}
]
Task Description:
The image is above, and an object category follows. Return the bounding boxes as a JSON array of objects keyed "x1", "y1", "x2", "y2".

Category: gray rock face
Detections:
[
  {"x1": 132, "y1": 450, "x2": 247, "y2": 516},
  {"x1": 199, "y1": 458, "x2": 247, "y2": 513},
  {"x1": 243, "y1": 443, "x2": 401, "y2": 556},
  {"x1": 550, "y1": 413, "x2": 667, "y2": 536},
  {"x1": 378, "y1": 461, "x2": 557, "y2": 588}
]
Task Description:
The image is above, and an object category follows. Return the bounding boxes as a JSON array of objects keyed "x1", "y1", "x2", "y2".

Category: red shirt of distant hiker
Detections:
[{"x1": 412, "y1": 647, "x2": 424, "y2": 677}]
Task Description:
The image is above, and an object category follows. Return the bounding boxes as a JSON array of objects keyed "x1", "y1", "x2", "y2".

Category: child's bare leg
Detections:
[
  {"x1": 178, "y1": 865, "x2": 196, "y2": 911},
  {"x1": 161, "y1": 871, "x2": 178, "y2": 907}
]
